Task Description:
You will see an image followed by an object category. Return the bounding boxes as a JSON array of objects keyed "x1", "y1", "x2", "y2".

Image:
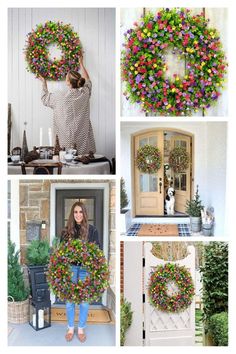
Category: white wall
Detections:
[
  {"x1": 120, "y1": 8, "x2": 228, "y2": 117},
  {"x1": 8, "y1": 8, "x2": 115, "y2": 160},
  {"x1": 120, "y1": 121, "x2": 227, "y2": 236}
]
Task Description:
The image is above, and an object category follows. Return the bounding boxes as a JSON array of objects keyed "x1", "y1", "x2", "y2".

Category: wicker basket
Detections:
[{"x1": 8, "y1": 296, "x2": 29, "y2": 324}]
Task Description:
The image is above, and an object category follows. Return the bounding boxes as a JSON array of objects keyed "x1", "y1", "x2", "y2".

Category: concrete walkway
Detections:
[{"x1": 8, "y1": 322, "x2": 116, "y2": 346}]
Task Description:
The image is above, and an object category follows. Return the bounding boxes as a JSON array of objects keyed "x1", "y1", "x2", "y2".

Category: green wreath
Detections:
[
  {"x1": 121, "y1": 8, "x2": 228, "y2": 115},
  {"x1": 149, "y1": 263, "x2": 194, "y2": 313},
  {"x1": 136, "y1": 144, "x2": 162, "y2": 174},
  {"x1": 47, "y1": 239, "x2": 109, "y2": 304},
  {"x1": 25, "y1": 21, "x2": 82, "y2": 80},
  {"x1": 169, "y1": 146, "x2": 190, "y2": 173}
]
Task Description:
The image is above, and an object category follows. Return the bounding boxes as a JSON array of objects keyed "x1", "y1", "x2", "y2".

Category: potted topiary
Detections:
[
  {"x1": 185, "y1": 185, "x2": 204, "y2": 233},
  {"x1": 8, "y1": 240, "x2": 30, "y2": 323},
  {"x1": 201, "y1": 207, "x2": 214, "y2": 236},
  {"x1": 120, "y1": 177, "x2": 131, "y2": 234},
  {"x1": 25, "y1": 240, "x2": 50, "y2": 303}
]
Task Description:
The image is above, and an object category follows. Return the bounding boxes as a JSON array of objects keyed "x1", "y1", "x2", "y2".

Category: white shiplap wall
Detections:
[
  {"x1": 120, "y1": 8, "x2": 228, "y2": 117},
  {"x1": 8, "y1": 8, "x2": 115, "y2": 160}
]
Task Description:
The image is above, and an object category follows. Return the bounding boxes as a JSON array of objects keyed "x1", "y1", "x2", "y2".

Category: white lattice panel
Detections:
[{"x1": 144, "y1": 242, "x2": 195, "y2": 346}]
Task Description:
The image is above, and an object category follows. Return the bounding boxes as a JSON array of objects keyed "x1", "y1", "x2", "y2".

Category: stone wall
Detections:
[{"x1": 19, "y1": 179, "x2": 116, "y2": 296}]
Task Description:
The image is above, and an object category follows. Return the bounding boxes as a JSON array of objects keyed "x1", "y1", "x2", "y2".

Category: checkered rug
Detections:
[{"x1": 126, "y1": 223, "x2": 191, "y2": 237}]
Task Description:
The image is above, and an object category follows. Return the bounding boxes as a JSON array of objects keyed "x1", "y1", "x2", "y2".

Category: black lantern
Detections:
[{"x1": 29, "y1": 298, "x2": 51, "y2": 331}]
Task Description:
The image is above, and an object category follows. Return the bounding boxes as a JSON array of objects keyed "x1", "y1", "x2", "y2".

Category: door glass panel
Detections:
[
  {"x1": 64, "y1": 198, "x2": 94, "y2": 226},
  {"x1": 174, "y1": 176, "x2": 180, "y2": 190},
  {"x1": 180, "y1": 174, "x2": 187, "y2": 191},
  {"x1": 148, "y1": 136, "x2": 157, "y2": 147},
  {"x1": 174, "y1": 140, "x2": 187, "y2": 149},
  {"x1": 139, "y1": 138, "x2": 148, "y2": 147},
  {"x1": 140, "y1": 174, "x2": 158, "y2": 192}
]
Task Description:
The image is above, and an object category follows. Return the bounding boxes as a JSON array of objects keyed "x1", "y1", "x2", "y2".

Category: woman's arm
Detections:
[
  {"x1": 79, "y1": 54, "x2": 90, "y2": 80},
  {"x1": 39, "y1": 75, "x2": 55, "y2": 108}
]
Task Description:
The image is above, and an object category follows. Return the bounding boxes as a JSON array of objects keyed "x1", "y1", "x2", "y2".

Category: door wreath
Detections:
[
  {"x1": 136, "y1": 144, "x2": 162, "y2": 174},
  {"x1": 149, "y1": 263, "x2": 194, "y2": 312},
  {"x1": 47, "y1": 239, "x2": 109, "y2": 304},
  {"x1": 25, "y1": 21, "x2": 82, "y2": 80},
  {"x1": 121, "y1": 8, "x2": 227, "y2": 115},
  {"x1": 169, "y1": 146, "x2": 190, "y2": 173}
]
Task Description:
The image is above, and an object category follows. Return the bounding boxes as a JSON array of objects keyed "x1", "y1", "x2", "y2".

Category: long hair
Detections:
[
  {"x1": 61, "y1": 201, "x2": 89, "y2": 241},
  {"x1": 67, "y1": 70, "x2": 86, "y2": 88}
]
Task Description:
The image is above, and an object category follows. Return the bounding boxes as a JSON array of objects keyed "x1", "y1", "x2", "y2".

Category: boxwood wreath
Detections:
[
  {"x1": 136, "y1": 144, "x2": 162, "y2": 174},
  {"x1": 149, "y1": 263, "x2": 195, "y2": 312},
  {"x1": 121, "y1": 8, "x2": 228, "y2": 115},
  {"x1": 47, "y1": 239, "x2": 109, "y2": 304},
  {"x1": 169, "y1": 146, "x2": 190, "y2": 173},
  {"x1": 25, "y1": 21, "x2": 82, "y2": 80}
]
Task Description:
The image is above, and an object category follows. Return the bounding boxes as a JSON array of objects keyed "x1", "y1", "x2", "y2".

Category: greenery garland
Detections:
[
  {"x1": 121, "y1": 8, "x2": 227, "y2": 115},
  {"x1": 47, "y1": 239, "x2": 109, "y2": 304},
  {"x1": 169, "y1": 146, "x2": 190, "y2": 173},
  {"x1": 149, "y1": 263, "x2": 194, "y2": 312},
  {"x1": 136, "y1": 144, "x2": 162, "y2": 174},
  {"x1": 25, "y1": 21, "x2": 82, "y2": 80}
]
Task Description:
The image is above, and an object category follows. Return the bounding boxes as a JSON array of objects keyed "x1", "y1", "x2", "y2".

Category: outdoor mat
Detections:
[
  {"x1": 137, "y1": 224, "x2": 179, "y2": 236},
  {"x1": 51, "y1": 308, "x2": 112, "y2": 324},
  {"x1": 126, "y1": 223, "x2": 191, "y2": 237}
]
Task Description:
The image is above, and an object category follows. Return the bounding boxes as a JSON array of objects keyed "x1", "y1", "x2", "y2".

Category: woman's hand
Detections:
[{"x1": 79, "y1": 52, "x2": 84, "y2": 65}]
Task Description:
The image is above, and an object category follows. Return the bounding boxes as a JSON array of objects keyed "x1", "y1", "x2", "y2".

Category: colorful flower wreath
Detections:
[
  {"x1": 169, "y1": 146, "x2": 190, "y2": 173},
  {"x1": 136, "y1": 144, "x2": 162, "y2": 174},
  {"x1": 149, "y1": 263, "x2": 194, "y2": 312},
  {"x1": 47, "y1": 239, "x2": 109, "y2": 304},
  {"x1": 121, "y1": 8, "x2": 228, "y2": 115},
  {"x1": 25, "y1": 21, "x2": 82, "y2": 80}
]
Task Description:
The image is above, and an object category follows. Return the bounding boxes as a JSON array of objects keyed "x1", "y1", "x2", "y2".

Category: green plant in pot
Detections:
[
  {"x1": 185, "y1": 185, "x2": 204, "y2": 233},
  {"x1": 25, "y1": 239, "x2": 50, "y2": 303},
  {"x1": 8, "y1": 239, "x2": 30, "y2": 323},
  {"x1": 120, "y1": 178, "x2": 131, "y2": 234}
]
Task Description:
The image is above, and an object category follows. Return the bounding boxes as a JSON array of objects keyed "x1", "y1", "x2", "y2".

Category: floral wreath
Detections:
[
  {"x1": 169, "y1": 146, "x2": 190, "y2": 173},
  {"x1": 25, "y1": 21, "x2": 82, "y2": 80},
  {"x1": 136, "y1": 144, "x2": 162, "y2": 174},
  {"x1": 121, "y1": 8, "x2": 228, "y2": 115},
  {"x1": 47, "y1": 239, "x2": 109, "y2": 304},
  {"x1": 149, "y1": 263, "x2": 194, "y2": 312}
]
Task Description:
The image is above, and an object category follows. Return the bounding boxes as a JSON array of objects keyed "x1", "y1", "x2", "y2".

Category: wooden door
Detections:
[
  {"x1": 170, "y1": 135, "x2": 191, "y2": 214},
  {"x1": 134, "y1": 132, "x2": 164, "y2": 215}
]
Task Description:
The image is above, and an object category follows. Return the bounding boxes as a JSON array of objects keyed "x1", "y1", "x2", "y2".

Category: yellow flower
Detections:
[
  {"x1": 141, "y1": 33, "x2": 146, "y2": 38},
  {"x1": 134, "y1": 70, "x2": 138, "y2": 75},
  {"x1": 134, "y1": 63, "x2": 139, "y2": 67},
  {"x1": 172, "y1": 26, "x2": 176, "y2": 31},
  {"x1": 143, "y1": 28, "x2": 148, "y2": 34},
  {"x1": 130, "y1": 66, "x2": 134, "y2": 71},
  {"x1": 184, "y1": 75, "x2": 188, "y2": 80},
  {"x1": 166, "y1": 104, "x2": 171, "y2": 109},
  {"x1": 179, "y1": 24, "x2": 182, "y2": 28},
  {"x1": 171, "y1": 88, "x2": 176, "y2": 93},
  {"x1": 208, "y1": 69, "x2": 211, "y2": 73},
  {"x1": 201, "y1": 62, "x2": 206, "y2": 67},
  {"x1": 141, "y1": 97, "x2": 145, "y2": 101},
  {"x1": 153, "y1": 63, "x2": 157, "y2": 68},
  {"x1": 175, "y1": 77, "x2": 180, "y2": 81}
]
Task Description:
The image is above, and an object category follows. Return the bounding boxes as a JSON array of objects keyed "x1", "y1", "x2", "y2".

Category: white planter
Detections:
[{"x1": 120, "y1": 209, "x2": 131, "y2": 234}]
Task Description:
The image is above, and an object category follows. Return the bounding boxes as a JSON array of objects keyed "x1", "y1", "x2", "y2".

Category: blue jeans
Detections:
[{"x1": 66, "y1": 265, "x2": 89, "y2": 330}]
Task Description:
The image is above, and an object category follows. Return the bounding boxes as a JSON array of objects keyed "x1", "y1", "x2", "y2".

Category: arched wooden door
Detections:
[{"x1": 134, "y1": 130, "x2": 192, "y2": 216}]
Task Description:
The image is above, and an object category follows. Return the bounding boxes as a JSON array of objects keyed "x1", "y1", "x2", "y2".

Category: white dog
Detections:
[{"x1": 165, "y1": 187, "x2": 175, "y2": 215}]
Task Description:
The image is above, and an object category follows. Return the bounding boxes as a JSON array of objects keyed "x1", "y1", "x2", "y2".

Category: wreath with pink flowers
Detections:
[
  {"x1": 149, "y1": 263, "x2": 195, "y2": 312},
  {"x1": 169, "y1": 146, "x2": 190, "y2": 173},
  {"x1": 136, "y1": 144, "x2": 162, "y2": 174},
  {"x1": 47, "y1": 239, "x2": 109, "y2": 304},
  {"x1": 25, "y1": 21, "x2": 82, "y2": 80},
  {"x1": 121, "y1": 8, "x2": 227, "y2": 115}
]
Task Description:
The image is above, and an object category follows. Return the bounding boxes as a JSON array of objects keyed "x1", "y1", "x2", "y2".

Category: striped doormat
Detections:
[{"x1": 126, "y1": 223, "x2": 191, "y2": 237}]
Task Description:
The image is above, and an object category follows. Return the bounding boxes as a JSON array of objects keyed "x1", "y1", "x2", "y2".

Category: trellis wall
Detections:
[
  {"x1": 120, "y1": 8, "x2": 228, "y2": 116},
  {"x1": 8, "y1": 8, "x2": 115, "y2": 159}
]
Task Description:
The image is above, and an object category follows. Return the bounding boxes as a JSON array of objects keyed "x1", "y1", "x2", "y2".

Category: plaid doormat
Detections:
[{"x1": 126, "y1": 223, "x2": 191, "y2": 237}]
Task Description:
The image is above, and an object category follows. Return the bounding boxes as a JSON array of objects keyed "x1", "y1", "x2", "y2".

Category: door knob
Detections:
[{"x1": 159, "y1": 178, "x2": 162, "y2": 194}]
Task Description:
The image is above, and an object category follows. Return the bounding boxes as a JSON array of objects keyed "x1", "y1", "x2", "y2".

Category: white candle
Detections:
[
  {"x1": 32, "y1": 314, "x2": 36, "y2": 327},
  {"x1": 48, "y1": 128, "x2": 52, "y2": 146},
  {"x1": 39, "y1": 318, "x2": 44, "y2": 328},
  {"x1": 38, "y1": 309, "x2": 44, "y2": 319},
  {"x1": 39, "y1": 128, "x2": 43, "y2": 147}
]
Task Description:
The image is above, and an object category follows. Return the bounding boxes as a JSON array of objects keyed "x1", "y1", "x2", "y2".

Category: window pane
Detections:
[
  {"x1": 149, "y1": 136, "x2": 157, "y2": 147},
  {"x1": 139, "y1": 138, "x2": 148, "y2": 147},
  {"x1": 174, "y1": 176, "x2": 180, "y2": 190},
  {"x1": 180, "y1": 174, "x2": 187, "y2": 191},
  {"x1": 140, "y1": 174, "x2": 158, "y2": 192}
]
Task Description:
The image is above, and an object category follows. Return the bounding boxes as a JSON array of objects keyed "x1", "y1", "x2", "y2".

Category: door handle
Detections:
[{"x1": 159, "y1": 178, "x2": 162, "y2": 194}]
